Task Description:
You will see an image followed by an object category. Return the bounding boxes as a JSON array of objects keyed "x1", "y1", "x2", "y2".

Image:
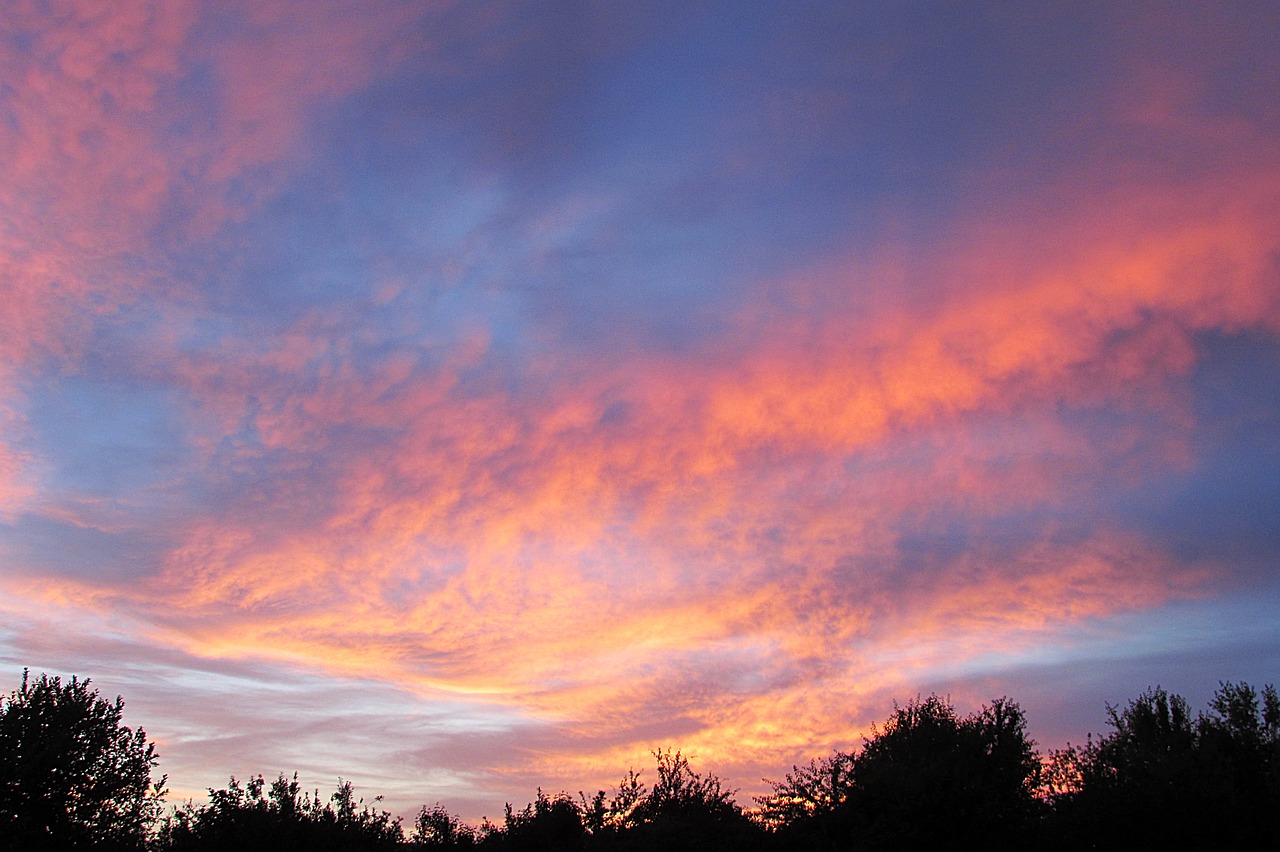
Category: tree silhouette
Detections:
[
  {"x1": 1196, "y1": 681, "x2": 1280, "y2": 844},
  {"x1": 156, "y1": 773, "x2": 403, "y2": 851},
  {"x1": 852, "y1": 694, "x2": 1039, "y2": 849},
  {"x1": 480, "y1": 750, "x2": 763, "y2": 851},
  {"x1": 760, "y1": 695, "x2": 1040, "y2": 850},
  {"x1": 756, "y1": 752, "x2": 856, "y2": 847},
  {"x1": 603, "y1": 749, "x2": 759, "y2": 852},
  {"x1": 0, "y1": 669, "x2": 165, "y2": 851},
  {"x1": 411, "y1": 802, "x2": 479, "y2": 848},
  {"x1": 12, "y1": 663, "x2": 1278, "y2": 850},
  {"x1": 501, "y1": 789, "x2": 585, "y2": 851},
  {"x1": 1050, "y1": 682, "x2": 1280, "y2": 849}
]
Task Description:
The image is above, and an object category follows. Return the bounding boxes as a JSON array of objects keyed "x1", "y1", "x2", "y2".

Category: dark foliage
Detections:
[
  {"x1": 599, "y1": 749, "x2": 760, "y2": 852},
  {"x1": 756, "y1": 751, "x2": 854, "y2": 830},
  {"x1": 852, "y1": 695, "x2": 1040, "y2": 849},
  {"x1": 411, "y1": 802, "x2": 482, "y2": 848},
  {"x1": 759, "y1": 694, "x2": 1039, "y2": 851},
  {"x1": 468, "y1": 750, "x2": 763, "y2": 852},
  {"x1": 499, "y1": 790, "x2": 585, "y2": 851},
  {"x1": 1046, "y1": 682, "x2": 1280, "y2": 850},
  {"x1": 0, "y1": 669, "x2": 165, "y2": 851},
  {"x1": 155, "y1": 774, "x2": 403, "y2": 851},
  {"x1": 8, "y1": 666, "x2": 1279, "y2": 851}
]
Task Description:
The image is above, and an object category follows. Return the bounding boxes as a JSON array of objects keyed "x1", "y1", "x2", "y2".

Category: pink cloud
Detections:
[
  {"x1": 19, "y1": 157, "x2": 1272, "y2": 796},
  {"x1": 2, "y1": 0, "x2": 1278, "y2": 816},
  {"x1": 0, "y1": 0, "x2": 458, "y2": 521}
]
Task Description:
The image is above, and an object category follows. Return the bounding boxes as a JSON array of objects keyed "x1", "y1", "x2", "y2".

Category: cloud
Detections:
[
  {"x1": 2, "y1": 0, "x2": 1279, "y2": 819},
  {"x1": 14, "y1": 157, "x2": 1273, "y2": 800}
]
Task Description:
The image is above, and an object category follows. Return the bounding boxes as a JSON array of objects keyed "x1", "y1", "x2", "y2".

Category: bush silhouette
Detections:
[
  {"x1": 411, "y1": 802, "x2": 481, "y2": 847},
  {"x1": 484, "y1": 750, "x2": 762, "y2": 851},
  {"x1": 156, "y1": 774, "x2": 403, "y2": 851}
]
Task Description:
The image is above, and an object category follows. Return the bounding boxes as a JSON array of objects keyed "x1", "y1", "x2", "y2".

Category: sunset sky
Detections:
[{"x1": 2, "y1": 0, "x2": 1279, "y2": 820}]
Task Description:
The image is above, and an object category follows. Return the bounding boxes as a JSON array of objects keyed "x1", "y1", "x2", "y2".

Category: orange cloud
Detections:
[
  {"x1": 3, "y1": 0, "x2": 1278, "y2": 816},
  {"x1": 23, "y1": 180, "x2": 1263, "y2": 791},
  {"x1": 35, "y1": 155, "x2": 1259, "y2": 635}
]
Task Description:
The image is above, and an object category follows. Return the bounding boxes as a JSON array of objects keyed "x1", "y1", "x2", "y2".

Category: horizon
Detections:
[
  {"x1": 5, "y1": 665, "x2": 1273, "y2": 825},
  {"x1": 2, "y1": 0, "x2": 1278, "y2": 825}
]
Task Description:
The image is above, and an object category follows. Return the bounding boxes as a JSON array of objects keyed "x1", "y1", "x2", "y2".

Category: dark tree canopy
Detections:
[
  {"x1": 0, "y1": 669, "x2": 165, "y2": 851},
  {"x1": 1047, "y1": 682, "x2": 1280, "y2": 850},
  {"x1": 756, "y1": 751, "x2": 855, "y2": 830},
  {"x1": 412, "y1": 802, "x2": 482, "y2": 848},
  {"x1": 156, "y1": 773, "x2": 404, "y2": 851},
  {"x1": 616, "y1": 749, "x2": 755, "y2": 851},
  {"x1": 473, "y1": 750, "x2": 759, "y2": 852},
  {"x1": 758, "y1": 694, "x2": 1040, "y2": 851},
  {"x1": 851, "y1": 695, "x2": 1040, "y2": 848},
  {"x1": 6, "y1": 666, "x2": 1277, "y2": 852},
  {"x1": 501, "y1": 789, "x2": 585, "y2": 852}
]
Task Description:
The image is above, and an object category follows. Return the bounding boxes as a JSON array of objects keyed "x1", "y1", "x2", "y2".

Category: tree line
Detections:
[{"x1": 3, "y1": 668, "x2": 1277, "y2": 850}]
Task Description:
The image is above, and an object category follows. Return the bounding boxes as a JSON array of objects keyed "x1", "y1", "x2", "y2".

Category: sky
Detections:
[{"x1": 2, "y1": 0, "x2": 1279, "y2": 821}]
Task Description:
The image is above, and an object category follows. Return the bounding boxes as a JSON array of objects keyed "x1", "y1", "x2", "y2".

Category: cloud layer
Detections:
[{"x1": 3, "y1": 0, "x2": 1279, "y2": 818}]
